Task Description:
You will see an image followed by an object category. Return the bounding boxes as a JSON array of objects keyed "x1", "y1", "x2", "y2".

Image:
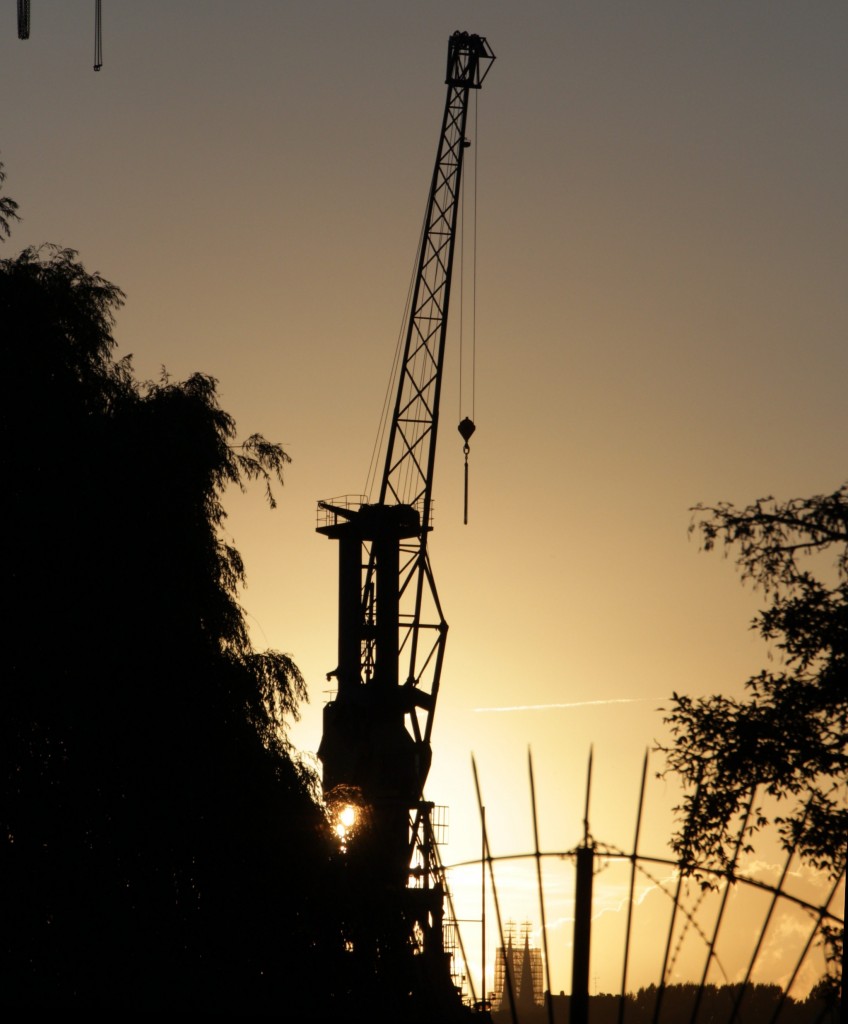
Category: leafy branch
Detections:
[{"x1": 0, "y1": 157, "x2": 20, "y2": 241}]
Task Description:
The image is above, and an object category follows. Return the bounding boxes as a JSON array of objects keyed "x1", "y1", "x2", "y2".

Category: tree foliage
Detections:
[
  {"x1": 0, "y1": 157, "x2": 19, "y2": 240},
  {"x1": 1, "y1": 241, "x2": 339, "y2": 1009},
  {"x1": 661, "y1": 485, "x2": 847, "y2": 987}
]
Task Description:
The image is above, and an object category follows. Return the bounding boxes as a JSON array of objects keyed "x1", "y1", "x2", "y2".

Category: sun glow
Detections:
[{"x1": 333, "y1": 803, "x2": 358, "y2": 846}]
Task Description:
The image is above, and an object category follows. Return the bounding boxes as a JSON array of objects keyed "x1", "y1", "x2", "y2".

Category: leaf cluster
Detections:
[{"x1": 0, "y1": 157, "x2": 19, "y2": 240}]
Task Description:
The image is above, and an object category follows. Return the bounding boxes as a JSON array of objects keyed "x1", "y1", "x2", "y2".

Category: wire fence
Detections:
[{"x1": 440, "y1": 750, "x2": 844, "y2": 1024}]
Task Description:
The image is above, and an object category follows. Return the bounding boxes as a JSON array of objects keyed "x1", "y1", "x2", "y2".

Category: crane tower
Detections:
[{"x1": 316, "y1": 30, "x2": 494, "y2": 1012}]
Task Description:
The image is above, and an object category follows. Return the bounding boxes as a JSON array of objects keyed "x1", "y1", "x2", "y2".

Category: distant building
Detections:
[{"x1": 493, "y1": 920, "x2": 543, "y2": 1011}]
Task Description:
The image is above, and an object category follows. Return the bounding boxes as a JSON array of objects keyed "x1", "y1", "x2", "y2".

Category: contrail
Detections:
[{"x1": 474, "y1": 697, "x2": 662, "y2": 713}]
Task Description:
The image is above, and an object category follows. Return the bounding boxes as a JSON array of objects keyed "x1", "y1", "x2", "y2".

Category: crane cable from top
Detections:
[
  {"x1": 457, "y1": 90, "x2": 479, "y2": 524},
  {"x1": 362, "y1": 211, "x2": 428, "y2": 505},
  {"x1": 94, "y1": 0, "x2": 102, "y2": 71}
]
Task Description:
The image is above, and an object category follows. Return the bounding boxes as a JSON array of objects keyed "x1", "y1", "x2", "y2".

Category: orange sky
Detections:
[{"x1": 3, "y1": 1, "x2": 845, "y2": 1000}]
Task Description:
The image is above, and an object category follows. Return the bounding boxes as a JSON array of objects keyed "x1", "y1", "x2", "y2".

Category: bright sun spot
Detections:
[{"x1": 333, "y1": 804, "x2": 358, "y2": 846}]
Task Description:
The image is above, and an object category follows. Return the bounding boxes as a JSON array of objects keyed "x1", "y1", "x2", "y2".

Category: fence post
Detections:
[{"x1": 571, "y1": 844, "x2": 594, "y2": 1024}]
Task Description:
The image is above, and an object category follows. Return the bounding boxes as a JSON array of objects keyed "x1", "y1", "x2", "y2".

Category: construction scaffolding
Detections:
[{"x1": 493, "y1": 920, "x2": 544, "y2": 1011}]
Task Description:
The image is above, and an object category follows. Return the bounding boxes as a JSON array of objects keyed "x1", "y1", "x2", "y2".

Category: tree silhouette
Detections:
[
  {"x1": 661, "y1": 485, "x2": 847, "y2": 995},
  {"x1": 0, "y1": 158, "x2": 19, "y2": 239},
  {"x1": 0, "y1": 242, "x2": 340, "y2": 1010}
]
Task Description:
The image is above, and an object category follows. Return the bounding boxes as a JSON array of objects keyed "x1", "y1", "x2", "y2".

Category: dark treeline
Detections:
[
  {"x1": 493, "y1": 982, "x2": 840, "y2": 1024},
  {"x1": 0, "y1": 236, "x2": 475, "y2": 1020},
  {"x1": 0, "y1": 244, "x2": 351, "y2": 1013}
]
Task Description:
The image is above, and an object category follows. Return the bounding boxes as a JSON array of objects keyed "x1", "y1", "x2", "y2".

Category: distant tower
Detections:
[{"x1": 493, "y1": 921, "x2": 543, "y2": 1011}]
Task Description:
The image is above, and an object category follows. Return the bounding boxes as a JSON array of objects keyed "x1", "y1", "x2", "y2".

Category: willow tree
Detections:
[{"x1": 1, "y1": 240, "x2": 338, "y2": 1009}]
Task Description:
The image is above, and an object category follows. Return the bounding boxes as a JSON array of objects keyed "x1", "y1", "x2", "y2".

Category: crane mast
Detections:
[{"x1": 316, "y1": 30, "x2": 494, "y2": 1009}]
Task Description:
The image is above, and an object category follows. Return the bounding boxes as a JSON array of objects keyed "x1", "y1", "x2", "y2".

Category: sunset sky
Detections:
[{"x1": 3, "y1": 1, "x2": 845, "y2": 1001}]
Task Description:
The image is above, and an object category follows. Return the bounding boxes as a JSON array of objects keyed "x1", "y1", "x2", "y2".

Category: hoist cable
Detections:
[
  {"x1": 458, "y1": 92, "x2": 481, "y2": 525},
  {"x1": 17, "y1": 0, "x2": 29, "y2": 39},
  {"x1": 472, "y1": 91, "x2": 478, "y2": 421},
  {"x1": 94, "y1": 0, "x2": 103, "y2": 71},
  {"x1": 363, "y1": 208, "x2": 428, "y2": 503},
  {"x1": 458, "y1": 92, "x2": 479, "y2": 424},
  {"x1": 458, "y1": 145, "x2": 465, "y2": 422}
]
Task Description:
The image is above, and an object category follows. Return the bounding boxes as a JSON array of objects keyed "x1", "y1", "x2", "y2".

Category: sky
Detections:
[{"x1": 3, "y1": 0, "x2": 845, "y2": 1002}]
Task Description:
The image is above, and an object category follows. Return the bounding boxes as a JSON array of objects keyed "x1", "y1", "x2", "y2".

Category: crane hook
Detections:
[{"x1": 458, "y1": 417, "x2": 476, "y2": 525}]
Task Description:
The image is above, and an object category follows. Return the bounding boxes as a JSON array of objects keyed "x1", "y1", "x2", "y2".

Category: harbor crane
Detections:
[{"x1": 316, "y1": 30, "x2": 494, "y2": 1015}]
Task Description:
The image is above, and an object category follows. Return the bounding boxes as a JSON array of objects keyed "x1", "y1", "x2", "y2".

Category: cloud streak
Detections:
[{"x1": 474, "y1": 697, "x2": 663, "y2": 713}]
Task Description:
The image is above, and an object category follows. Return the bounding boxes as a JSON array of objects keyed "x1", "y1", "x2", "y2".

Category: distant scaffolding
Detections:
[{"x1": 493, "y1": 920, "x2": 544, "y2": 1011}]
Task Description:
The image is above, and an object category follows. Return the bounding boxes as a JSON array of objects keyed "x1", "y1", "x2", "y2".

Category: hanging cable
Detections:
[
  {"x1": 457, "y1": 90, "x2": 480, "y2": 524},
  {"x1": 18, "y1": 0, "x2": 30, "y2": 40},
  {"x1": 458, "y1": 180, "x2": 463, "y2": 417},
  {"x1": 94, "y1": 0, "x2": 103, "y2": 70},
  {"x1": 473, "y1": 89, "x2": 478, "y2": 422},
  {"x1": 363, "y1": 208, "x2": 428, "y2": 503}
]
